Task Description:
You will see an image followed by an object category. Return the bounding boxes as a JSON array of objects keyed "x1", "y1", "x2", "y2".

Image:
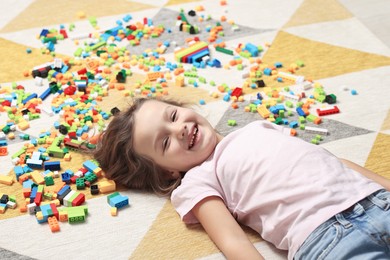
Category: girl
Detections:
[{"x1": 94, "y1": 97, "x2": 390, "y2": 259}]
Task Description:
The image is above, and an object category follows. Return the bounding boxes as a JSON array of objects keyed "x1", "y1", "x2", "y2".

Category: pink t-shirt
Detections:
[{"x1": 171, "y1": 120, "x2": 383, "y2": 259}]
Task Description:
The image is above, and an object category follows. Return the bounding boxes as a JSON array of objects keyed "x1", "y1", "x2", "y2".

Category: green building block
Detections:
[
  {"x1": 296, "y1": 60, "x2": 305, "y2": 67},
  {"x1": 76, "y1": 178, "x2": 86, "y2": 190},
  {"x1": 306, "y1": 114, "x2": 318, "y2": 123},
  {"x1": 215, "y1": 46, "x2": 233, "y2": 55},
  {"x1": 285, "y1": 101, "x2": 293, "y2": 108},
  {"x1": 2, "y1": 125, "x2": 10, "y2": 134},
  {"x1": 59, "y1": 206, "x2": 88, "y2": 224},
  {"x1": 44, "y1": 176, "x2": 55, "y2": 186},
  {"x1": 227, "y1": 120, "x2": 237, "y2": 126}
]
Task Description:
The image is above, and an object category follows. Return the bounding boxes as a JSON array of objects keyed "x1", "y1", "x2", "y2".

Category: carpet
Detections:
[{"x1": 0, "y1": 0, "x2": 389, "y2": 259}]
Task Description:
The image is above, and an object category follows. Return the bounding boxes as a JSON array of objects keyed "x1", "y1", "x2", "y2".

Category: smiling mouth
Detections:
[{"x1": 188, "y1": 125, "x2": 199, "y2": 149}]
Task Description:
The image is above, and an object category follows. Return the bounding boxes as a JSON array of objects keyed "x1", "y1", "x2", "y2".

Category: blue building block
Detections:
[
  {"x1": 22, "y1": 93, "x2": 38, "y2": 105},
  {"x1": 30, "y1": 186, "x2": 38, "y2": 202},
  {"x1": 14, "y1": 166, "x2": 24, "y2": 181},
  {"x1": 263, "y1": 68, "x2": 272, "y2": 76},
  {"x1": 44, "y1": 161, "x2": 60, "y2": 171},
  {"x1": 61, "y1": 172, "x2": 71, "y2": 184},
  {"x1": 39, "y1": 87, "x2": 52, "y2": 100},
  {"x1": 26, "y1": 159, "x2": 43, "y2": 169},
  {"x1": 107, "y1": 192, "x2": 129, "y2": 209},
  {"x1": 289, "y1": 121, "x2": 298, "y2": 128},
  {"x1": 296, "y1": 107, "x2": 306, "y2": 117},
  {"x1": 23, "y1": 179, "x2": 34, "y2": 188},
  {"x1": 243, "y1": 43, "x2": 258, "y2": 57},
  {"x1": 83, "y1": 160, "x2": 98, "y2": 172}
]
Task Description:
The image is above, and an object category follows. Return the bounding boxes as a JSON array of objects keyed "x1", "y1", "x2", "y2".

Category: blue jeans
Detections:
[{"x1": 294, "y1": 189, "x2": 390, "y2": 260}]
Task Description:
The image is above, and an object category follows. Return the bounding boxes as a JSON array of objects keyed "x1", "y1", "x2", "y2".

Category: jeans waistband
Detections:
[
  {"x1": 345, "y1": 189, "x2": 389, "y2": 213},
  {"x1": 316, "y1": 189, "x2": 388, "y2": 230}
]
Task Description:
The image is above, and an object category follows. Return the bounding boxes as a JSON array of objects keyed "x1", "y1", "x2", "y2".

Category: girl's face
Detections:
[{"x1": 133, "y1": 100, "x2": 221, "y2": 178}]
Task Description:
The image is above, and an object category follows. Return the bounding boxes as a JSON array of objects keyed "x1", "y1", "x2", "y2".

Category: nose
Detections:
[{"x1": 172, "y1": 124, "x2": 187, "y2": 140}]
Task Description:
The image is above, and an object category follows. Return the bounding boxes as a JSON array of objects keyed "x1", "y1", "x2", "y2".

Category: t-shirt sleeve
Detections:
[{"x1": 171, "y1": 168, "x2": 224, "y2": 224}]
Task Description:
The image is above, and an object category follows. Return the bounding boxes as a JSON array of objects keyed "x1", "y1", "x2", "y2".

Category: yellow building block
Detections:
[
  {"x1": 257, "y1": 105, "x2": 270, "y2": 119},
  {"x1": 64, "y1": 153, "x2": 72, "y2": 161},
  {"x1": 7, "y1": 132, "x2": 15, "y2": 139},
  {"x1": 175, "y1": 76, "x2": 184, "y2": 87},
  {"x1": 31, "y1": 170, "x2": 45, "y2": 184},
  {"x1": 0, "y1": 175, "x2": 14, "y2": 185},
  {"x1": 18, "y1": 121, "x2": 30, "y2": 130},
  {"x1": 98, "y1": 179, "x2": 116, "y2": 194},
  {"x1": 93, "y1": 167, "x2": 102, "y2": 177},
  {"x1": 110, "y1": 207, "x2": 118, "y2": 216}
]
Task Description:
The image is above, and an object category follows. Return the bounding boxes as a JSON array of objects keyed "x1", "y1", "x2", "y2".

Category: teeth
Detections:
[{"x1": 189, "y1": 127, "x2": 198, "y2": 149}]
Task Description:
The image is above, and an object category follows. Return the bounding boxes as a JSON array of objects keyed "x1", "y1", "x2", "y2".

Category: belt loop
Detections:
[
  {"x1": 367, "y1": 190, "x2": 390, "y2": 211},
  {"x1": 335, "y1": 213, "x2": 352, "y2": 229}
]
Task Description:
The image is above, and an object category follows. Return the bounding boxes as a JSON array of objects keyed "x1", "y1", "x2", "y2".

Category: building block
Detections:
[
  {"x1": 58, "y1": 205, "x2": 88, "y2": 224},
  {"x1": 44, "y1": 161, "x2": 61, "y2": 171},
  {"x1": 0, "y1": 146, "x2": 7, "y2": 156},
  {"x1": 305, "y1": 126, "x2": 328, "y2": 135},
  {"x1": 98, "y1": 179, "x2": 116, "y2": 193},
  {"x1": 0, "y1": 203, "x2": 6, "y2": 214},
  {"x1": 107, "y1": 192, "x2": 129, "y2": 209},
  {"x1": 71, "y1": 193, "x2": 85, "y2": 207},
  {"x1": 48, "y1": 216, "x2": 60, "y2": 232},
  {"x1": 90, "y1": 184, "x2": 99, "y2": 195},
  {"x1": 31, "y1": 171, "x2": 45, "y2": 184},
  {"x1": 257, "y1": 105, "x2": 270, "y2": 119},
  {"x1": 111, "y1": 207, "x2": 118, "y2": 216},
  {"x1": 316, "y1": 106, "x2": 340, "y2": 116},
  {"x1": 0, "y1": 175, "x2": 14, "y2": 185},
  {"x1": 83, "y1": 160, "x2": 98, "y2": 172},
  {"x1": 44, "y1": 176, "x2": 55, "y2": 186}
]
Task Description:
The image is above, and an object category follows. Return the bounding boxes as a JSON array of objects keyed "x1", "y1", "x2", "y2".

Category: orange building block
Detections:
[
  {"x1": 48, "y1": 216, "x2": 60, "y2": 232},
  {"x1": 0, "y1": 146, "x2": 8, "y2": 156}
]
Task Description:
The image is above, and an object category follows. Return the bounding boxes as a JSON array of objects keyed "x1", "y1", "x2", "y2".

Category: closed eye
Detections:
[
  {"x1": 163, "y1": 137, "x2": 169, "y2": 152},
  {"x1": 171, "y1": 109, "x2": 177, "y2": 122}
]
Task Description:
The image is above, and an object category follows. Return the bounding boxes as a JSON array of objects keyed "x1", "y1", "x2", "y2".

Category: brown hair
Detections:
[{"x1": 93, "y1": 97, "x2": 183, "y2": 196}]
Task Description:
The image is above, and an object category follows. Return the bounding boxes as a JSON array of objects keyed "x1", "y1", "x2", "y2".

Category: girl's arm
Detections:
[
  {"x1": 339, "y1": 158, "x2": 390, "y2": 191},
  {"x1": 192, "y1": 196, "x2": 264, "y2": 260}
]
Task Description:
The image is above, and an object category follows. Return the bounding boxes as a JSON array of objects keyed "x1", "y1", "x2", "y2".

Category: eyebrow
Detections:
[{"x1": 153, "y1": 105, "x2": 171, "y2": 154}]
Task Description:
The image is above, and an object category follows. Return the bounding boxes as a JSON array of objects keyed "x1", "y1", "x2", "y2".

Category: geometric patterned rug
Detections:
[{"x1": 1, "y1": 0, "x2": 389, "y2": 259}]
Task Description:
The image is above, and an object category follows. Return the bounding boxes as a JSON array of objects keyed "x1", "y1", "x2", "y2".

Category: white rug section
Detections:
[
  {"x1": 283, "y1": 18, "x2": 390, "y2": 56},
  {"x1": 0, "y1": 191, "x2": 167, "y2": 260},
  {"x1": 164, "y1": 0, "x2": 304, "y2": 30},
  {"x1": 339, "y1": 0, "x2": 390, "y2": 48},
  {"x1": 316, "y1": 66, "x2": 390, "y2": 132},
  {"x1": 197, "y1": 240, "x2": 287, "y2": 260},
  {"x1": 320, "y1": 132, "x2": 378, "y2": 166},
  {"x1": 0, "y1": 0, "x2": 34, "y2": 31},
  {"x1": 338, "y1": 0, "x2": 390, "y2": 19}
]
